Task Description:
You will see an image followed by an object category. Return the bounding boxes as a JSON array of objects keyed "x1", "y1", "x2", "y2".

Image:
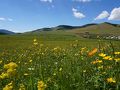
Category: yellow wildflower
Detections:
[
  {"x1": 7, "y1": 69, "x2": 16, "y2": 76},
  {"x1": 114, "y1": 58, "x2": 120, "y2": 62},
  {"x1": 33, "y1": 39, "x2": 37, "y2": 42},
  {"x1": 37, "y1": 81, "x2": 47, "y2": 90},
  {"x1": 114, "y1": 52, "x2": 120, "y2": 55},
  {"x1": 0, "y1": 60, "x2": 2, "y2": 64},
  {"x1": 3, "y1": 81, "x2": 13, "y2": 90},
  {"x1": 91, "y1": 60, "x2": 103, "y2": 64},
  {"x1": 4, "y1": 62, "x2": 18, "y2": 69},
  {"x1": 98, "y1": 66, "x2": 103, "y2": 69},
  {"x1": 99, "y1": 53, "x2": 106, "y2": 57},
  {"x1": 103, "y1": 56, "x2": 112, "y2": 60},
  {"x1": 29, "y1": 60, "x2": 32, "y2": 63},
  {"x1": 19, "y1": 84, "x2": 25, "y2": 90},
  {"x1": 33, "y1": 38, "x2": 38, "y2": 45},
  {"x1": 107, "y1": 78, "x2": 116, "y2": 83},
  {"x1": 0, "y1": 72, "x2": 9, "y2": 79}
]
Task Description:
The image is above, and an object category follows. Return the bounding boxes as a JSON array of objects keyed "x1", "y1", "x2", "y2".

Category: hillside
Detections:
[
  {"x1": 0, "y1": 29, "x2": 15, "y2": 35},
  {"x1": 68, "y1": 22, "x2": 120, "y2": 35}
]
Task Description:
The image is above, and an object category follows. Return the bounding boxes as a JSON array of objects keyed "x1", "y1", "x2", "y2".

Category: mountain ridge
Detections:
[{"x1": 0, "y1": 29, "x2": 15, "y2": 35}]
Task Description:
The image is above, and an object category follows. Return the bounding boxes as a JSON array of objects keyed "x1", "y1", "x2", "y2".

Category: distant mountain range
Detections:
[
  {"x1": 0, "y1": 29, "x2": 15, "y2": 35},
  {"x1": 28, "y1": 22, "x2": 120, "y2": 35},
  {"x1": 0, "y1": 22, "x2": 120, "y2": 35}
]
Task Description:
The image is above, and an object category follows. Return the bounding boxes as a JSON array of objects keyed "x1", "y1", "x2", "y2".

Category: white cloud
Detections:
[
  {"x1": 40, "y1": 0, "x2": 53, "y2": 3},
  {"x1": 72, "y1": 8, "x2": 85, "y2": 19},
  {"x1": 74, "y1": 0, "x2": 91, "y2": 3},
  {"x1": 8, "y1": 18, "x2": 13, "y2": 21},
  {"x1": 108, "y1": 7, "x2": 120, "y2": 20},
  {"x1": 94, "y1": 11, "x2": 109, "y2": 20},
  {"x1": 0, "y1": 17, "x2": 6, "y2": 21},
  {"x1": 0, "y1": 17, "x2": 13, "y2": 21}
]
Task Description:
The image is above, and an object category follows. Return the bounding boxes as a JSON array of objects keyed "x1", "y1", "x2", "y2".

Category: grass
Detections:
[{"x1": 0, "y1": 32, "x2": 120, "y2": 90}]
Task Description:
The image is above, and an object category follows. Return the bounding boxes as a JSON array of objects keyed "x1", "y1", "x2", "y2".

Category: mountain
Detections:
[
  {"x1": 0, "y1": 29, "x2": 15, "y2": 35},
  {"x1": 30, "y1": 25, "x2": 78, "y2": 33},
  {"x1": 68, "y1": 22, "x2": 120, "y2": 35},
  {"x1": 25, "y1": 22, "x2": 120, "y2": 36}
]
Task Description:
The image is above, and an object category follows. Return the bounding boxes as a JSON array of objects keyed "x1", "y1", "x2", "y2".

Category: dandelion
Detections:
[
  {"x1": 37, "y1": 81, "x2": 47, "y2": 90},
  {"x1": 107, "y1": 78, "x2": 116, "y2": 83},
  {"x1": 88, "y1": 48, "x2": 98, "y2": 56}
]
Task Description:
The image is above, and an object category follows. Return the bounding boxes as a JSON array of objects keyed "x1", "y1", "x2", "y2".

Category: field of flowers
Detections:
[{"x1": 0, "y1": 38, "x2": 120, "y2": 90}]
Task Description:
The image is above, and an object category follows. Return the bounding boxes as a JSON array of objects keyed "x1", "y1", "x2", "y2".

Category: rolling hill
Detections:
[
  {"x1": 0, "y1": 29, "x2": 15, "y2": 35},
  {"x1": 27, "y1": 22, "x2": 120, "y2": 36},
  {"x1": 68, "y1": 22, "x2": 120, "y2": 35}
]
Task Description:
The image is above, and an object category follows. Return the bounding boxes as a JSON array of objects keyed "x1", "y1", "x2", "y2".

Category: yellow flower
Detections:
[
  {"x1": 99, "y1": 53, "x2": 106, "y2": 57},
  {"x1": 88, "y1": 48, "x2": 98, "y2": 56},
  {"x1": 33, "y1": 39, "x2": 37, "y2": 42},
  {"x1": 0, "y1": 72, "x2": 9, "y2": 79},
  {"x1": 29, "y1": 60, "x2": 32, "y2": 63},
  {"x1": 7, "y1": 69, "x2": 16, "y2": 76},
  {"x1": 0, "y1": 60, "x2": 2, "y2": 64},
  {"x1": 114, "y1": 58, "x2": 120, "y2": 62},
  {"x1": 37, "y1": 81, "x2": 47, "y2": 90},
  {"x1": 33, "y1": 38, "x2": 38, "y2": 45},
  {"x1": 107, "y1": 78, "x2": 116, "y2": 83},
  {"x1": 33, "y1": 42, "x2": 38, "y2": 45},
  {"x1": 98, "y1": 66, "x2": 103, "y2": 69},
  {"x1": 114, "y1": 52, "x2": 120, "y2": 55},
  {"x1": 4, "y1": 62, "x2": 18, "y2": 69},
  {"x1": 103, "y1": 56, "x2": 112, "y2": 60},
  {"x1": 19, "y1": 84, "x2": 25, "y2": 90},
  {"x1": 3, "y1": 82, "x2": 13, "y2": 90},
  {"x1": 91, "y1": 60, "x2": 103, "y2": 64}
]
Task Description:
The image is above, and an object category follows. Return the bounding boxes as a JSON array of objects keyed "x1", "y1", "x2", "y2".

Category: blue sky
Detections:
[{"x1": 0, "y1": 0, "x2": 120, "y2": 32}]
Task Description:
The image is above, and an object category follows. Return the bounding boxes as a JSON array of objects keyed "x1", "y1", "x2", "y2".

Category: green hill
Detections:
[{"x1": 68, "y1": 22, "x2": 120, "y2": 35}]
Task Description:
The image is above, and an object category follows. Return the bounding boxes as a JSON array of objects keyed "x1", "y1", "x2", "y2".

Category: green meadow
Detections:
[{"x1": 0, "y1": 31, "x2": 120, "y2": 90}]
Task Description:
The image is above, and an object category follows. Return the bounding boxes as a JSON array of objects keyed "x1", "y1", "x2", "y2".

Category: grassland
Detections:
[{"x1": 0, "y1": 31, "x2": 120, "y2": 90}]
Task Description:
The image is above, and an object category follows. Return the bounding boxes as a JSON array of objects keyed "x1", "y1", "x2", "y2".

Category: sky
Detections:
[{"x1": 0, "y1": 0, "x2": 120, "y2": 32}]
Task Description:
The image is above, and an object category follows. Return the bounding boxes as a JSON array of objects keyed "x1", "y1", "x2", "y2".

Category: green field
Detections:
[{"x1": 0, "y1": 32, "x2": 120, "y2": 90}]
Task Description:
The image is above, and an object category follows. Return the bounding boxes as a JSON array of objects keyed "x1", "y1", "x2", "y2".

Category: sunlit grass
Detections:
[{"x1": 0, "y1": 37, "x2": 120, "y2": 90}]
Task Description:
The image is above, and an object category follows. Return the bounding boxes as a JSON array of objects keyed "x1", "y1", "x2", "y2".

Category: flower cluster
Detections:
[{"x1": 0, "y1": 62, "x2": 18, "y2": 79}]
